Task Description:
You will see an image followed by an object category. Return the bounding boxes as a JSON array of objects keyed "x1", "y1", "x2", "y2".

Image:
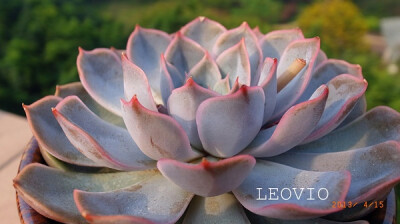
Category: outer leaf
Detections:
[
  {"x1": 298, "y1": 59, "x2": 363, "y2": 103},
  {"x1": 295, "y1": 106, "x2": 400, "y2": 153},
  {"x1": 24, "y1": 96, "x2": 98, "y2": 167},
  {"x1": 54, "y1": 96, "x2": 155, "y2": 171},
  {"x1": 260, "y1": 28, "x2": 304, "y2": 61},
  {"x1": 121, "y1": 95, "x2": 202, "y2": 161},
  {"x1": 74, "y1": 173, "x2": 194, "y2": 224},
  {"x1": 182, "y1": 194, "x2": 251, "y2": 224},
  {"x1": 13, "y1": 163, "x2": 157, "y2": 223},
  {"x1": 233, "y1": 160, "x2": 351, "y2": 219},
  {"x1": 157, "y1": 155, "x2": 255, "y2": 197},
  {"x1": 77, "y1": 48, "x2": 124, "y2": 116},
  {"x1": 196, "y1": 86, "x2": 265, "y2": 158},
  {"x1": 168, "y1": 78, "x2": 219, "y2": 149},
  {"x1": 303, "y1": 75, "x2": 367, "y2": 143},
  {"x1": 269, "y1": 141, "x2": 400, "y2": 203},
  {"x1": 243, "y1": 85, "x2": 328, "y2": 157},
  {"x1": 55, "y1": 82, "x2": 125, "y2": 127},
  {"x1": 181, "y1": 16, "x2": 226, "y2": 52}
]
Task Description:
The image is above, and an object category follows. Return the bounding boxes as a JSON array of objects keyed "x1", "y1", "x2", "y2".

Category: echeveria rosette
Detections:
[{"x1": 14, "y1": 17, "x2": 400, "y2": 223}]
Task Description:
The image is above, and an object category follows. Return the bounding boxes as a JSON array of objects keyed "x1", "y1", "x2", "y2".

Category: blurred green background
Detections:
[
  {"x1": 1, "y1": 0, "x2": 399, "y2": 115},
  {"x1": 1, "y1": 0, "x2": 400, "y2": 220}
]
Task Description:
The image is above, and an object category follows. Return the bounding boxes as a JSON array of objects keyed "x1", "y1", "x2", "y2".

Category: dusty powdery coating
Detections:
[{"x1": 15, "y1": 17, "x2": 400, "y2": 223}]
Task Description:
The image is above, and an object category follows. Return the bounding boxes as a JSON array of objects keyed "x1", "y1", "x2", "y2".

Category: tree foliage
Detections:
[
  {"x1": 297, "y1": 0, "x2": 368, "y2": 58},
  {"x1": 0, "y1": 0, "x2": 128, "y2": 114}
]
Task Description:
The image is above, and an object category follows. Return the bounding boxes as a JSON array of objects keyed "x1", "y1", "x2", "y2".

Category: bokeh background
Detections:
[{"x1": 1, "y1": 0, "x2": 400, "y2": 219}]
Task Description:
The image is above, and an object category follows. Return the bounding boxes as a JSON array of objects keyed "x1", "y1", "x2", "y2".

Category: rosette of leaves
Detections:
[{"x1": 14, "y1": 17, "x2": 400, "y2": 223}]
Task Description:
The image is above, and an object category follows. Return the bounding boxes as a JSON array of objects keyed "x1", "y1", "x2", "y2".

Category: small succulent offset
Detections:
[{"x1": 14, "y1": 17, "x2": 400, "y2": 223}]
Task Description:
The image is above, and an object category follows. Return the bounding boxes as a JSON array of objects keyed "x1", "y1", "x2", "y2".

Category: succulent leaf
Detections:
[
  {"x1": 157, "y1": 155, "x2": 256, "y2": 197},
  {"x1": 122, "y1": 54, "x2": 158, "y2": 110},
  {"x1": 295, "y1": 106, "x2": 400, "y2": 153},
  {"x1": 269, "y1": 141, "x2": 400, "y2": 203},
  {"x1": 188, "y1": 52, "x2": 222, "y2": 88},
  {"x1": 165, "y1": 32, "x2": 206, "y2": 75},
  {"x1": 55, "y1": 82, "x2": 125, "y2": 127},
  {"x1": 260, "y1": 28, "x2": 304, "y2": 61},
  {"x1": 127, "y1": 25, "x2": 171, "y2": 96},
  {"x1": 271, "y1": 37, "x2": 320, "y2": 121},
  {"x1": 213, "y1": 22, "x2": 262, "y2": 85},
  {"x1": 303, "y1": 75, "x2": 368, "y2": 143},
  {"x1": 168, "y1": 78, "x2": 219, "y2": 149},
  {"x1": 121, "y1": 95, "x2": 202, "y2": 161},
  {"x1": 14, "y1": 163, "x2": 157, "y2": 223},
  {"x1": 233, "y1": 160, "x2": 351, "y2": 219},
  {"x1": 216, "y1": 39, "x2": 251, "y2": 87},
  {"x1": 196, "y1": 86, "x2": 265, "y2": 158},
  {"x1": 181, "y1": 17, "x2": 227, "y2": 53},
  {"x1": 244, "y1": 85, "x2": 328, "y2": 157},
  {"x1": 24, "y1": 96, "x2": 98, "y2": 167},
  {"x1": 54, "y1": 96, "x2": 155, "y2": 171},
  {"x1": 74, "y1": 173, "x2": 194, "y2": 224},
  {"x1": 77, "y1": 48, "x2": 124, "y2": 116},
  {"x1": 182, "y1": 194, "x2": 251, "y2": 224},
  {"x1": 258, "y1": 57, "x2": 278, "y2": 124}
]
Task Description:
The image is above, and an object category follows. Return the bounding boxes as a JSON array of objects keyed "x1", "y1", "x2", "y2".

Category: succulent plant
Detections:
[{"x1": 14, "y1": 17, "x2": 400, "y2": 224}]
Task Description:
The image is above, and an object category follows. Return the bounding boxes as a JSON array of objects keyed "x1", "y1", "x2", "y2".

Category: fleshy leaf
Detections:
[
  {"x1": 295, "y1": 106, "x2": 400, "y2": 153},
  {"x1": 216, "y1": 39, "x2": 251, "y2": 86},
  {"x1": 213, "y1": 22, "x2": 262, "y2": 85},
  {"x1": 233, "y1": 160, "x2": 350, "y2": 219},
  {"x1": 165, "y1": 32, "x2": 205, "y2": 75},
  {"x1": 314, "y1": 49, "x2": 328, "y2": 67},
  {"x1": 54, "y1": 96, "x2": 155, "y2": 171},
  {"x1": 13, "y1": 163, "x2": 157, "y2": 223},
  {"x1": 213, "y1": 75, "x2": 231, "y2": 95},
  {"x1": 303, "y1": 75, "x2": 368, "y2": 143},
  {"x1": 77, "y1": 48, "x2": 124, "y2": 116},
  {"x1": 121, "y1": 95, "x2": 202, "y2": 161},
  {"x1": 181, "y1": 16, "x2": 226, "y2": 53},
  {"x1": 74, "y1": 173, "x2": 194, "y2": 224},
  {"x1": 253, "y1": 26, "x2": 264, "y2": 39},
  {"x1": 182, "y1": 194, "x2": 251, "y2": 224},
  {"x1": 298, "y1": 59, "x2": 363, "y2": 103},
  {"x1": 157, "y1": 155, "x2": 255, "y2": 197},
  {"x1": 55, "y1": 82, "x2": 125, "y2": 127},
  {"x1": 243, "y1": 85, "x2": 328, "y2": 157},
  {"x1": 338, "y1": 95, "x2": 367, "y2": 128},
  {"x1": 159, "y1": 54, "x2": 176, "y2": 105},
  {"x1": 126, "y1": 25, "x2": 171, "y2": 97},
  {"x1": 260, "y1": 28, "x2": 304, "y2": 61},
  {"x1": 271, "y1": 37, "x2": 320, "y2": 121},
  {"x1": 258, "y1": 57, "x2": 278, "y2": 124},
  {"x1": 160, "y1": 53, "x2": 185, "y2": 89},
  {"x1": 269, "y1": 141, "x2": 400, "y2": 203},
  {"x1": 188, "y1": 52, "x2": 222, "y2": 88},
  {"x1": 167, "y1": 78, "x2": 219, "y2": 149},
  {"x1": 122, "y1": 54, "x2": 158, "y2": 111},
  {"x1": 23, "y1": 96, "x2": 98, "y2": 167},
  {"x1": 196, "y1": 86, "x2": 265, "y2": 157}
]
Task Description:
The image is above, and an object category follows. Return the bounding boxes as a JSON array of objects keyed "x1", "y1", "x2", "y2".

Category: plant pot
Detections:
[{"x1": 15, "y1": 137, "x2": 397, "y2": 224}]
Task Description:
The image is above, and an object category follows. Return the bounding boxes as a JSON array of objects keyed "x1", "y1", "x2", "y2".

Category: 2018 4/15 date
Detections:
[{"x1": 332, "y1": 201, "x2": 384, "y2": 209}]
